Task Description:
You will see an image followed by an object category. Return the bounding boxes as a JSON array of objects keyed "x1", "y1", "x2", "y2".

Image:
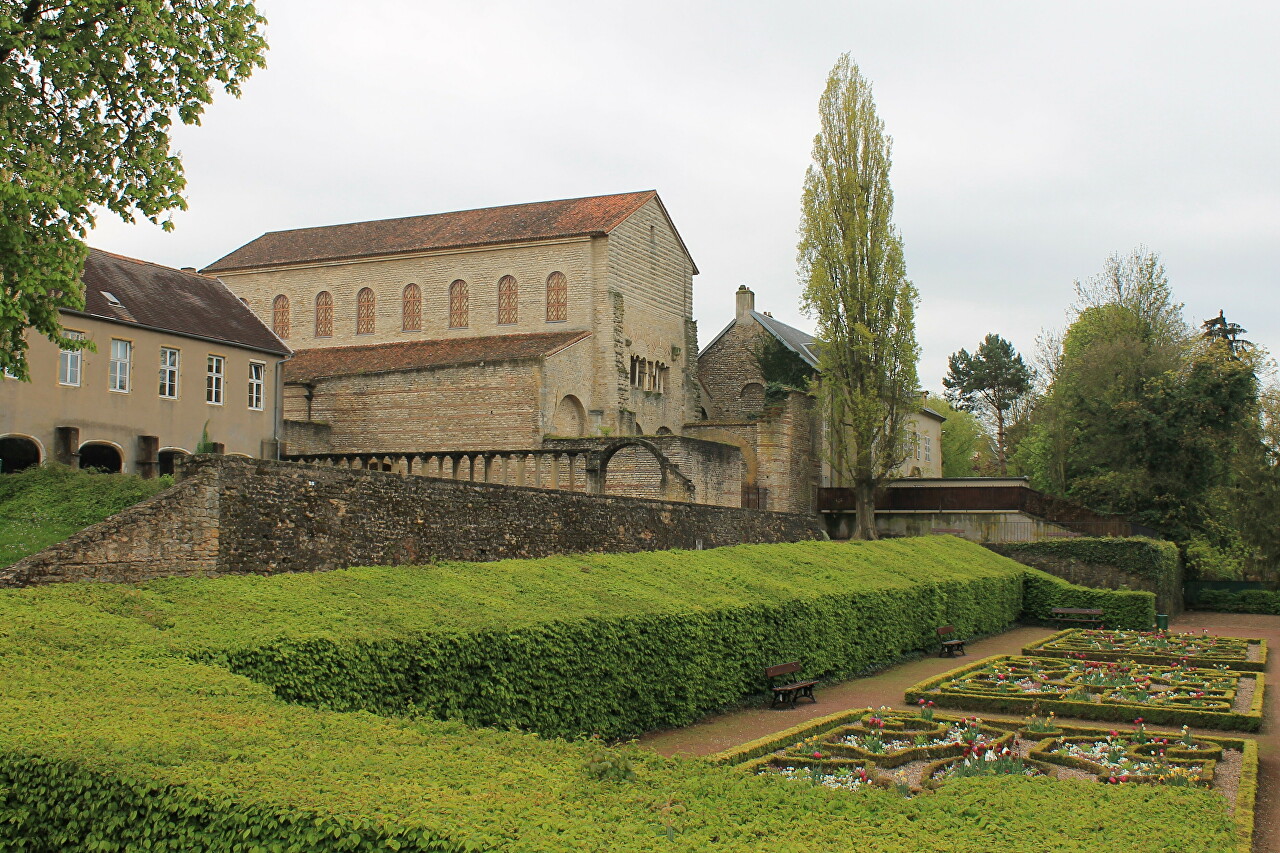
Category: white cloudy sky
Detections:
[{"x1": 90, "y1": 1, "x2": 1280, "y2": 390}]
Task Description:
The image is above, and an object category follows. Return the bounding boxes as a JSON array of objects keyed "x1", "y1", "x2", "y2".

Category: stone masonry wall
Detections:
[
  {"x1": 1, "y1": 455, "x2": 825, "y2": 587},
  {"x1": 0, "y1": 470, "x2": 220, "y2": 586}
]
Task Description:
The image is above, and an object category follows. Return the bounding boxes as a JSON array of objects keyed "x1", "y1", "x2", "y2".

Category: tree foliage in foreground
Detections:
[
  {"x1": 943, "y1": 333, "x2": 1033, "y2": 475},
  {"x1": 799, "y1": 53, "x2": 920, "y2": 539},
  {"x1": 0, "y1": 0, "x2": 268, "y2": 378}
]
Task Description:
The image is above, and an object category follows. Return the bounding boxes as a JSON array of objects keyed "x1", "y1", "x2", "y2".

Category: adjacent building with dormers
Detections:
[
  {"x1": 0, "y1": 249, "x2": 289, "y2": 476},
  {"x1": 204, "y1": 191, "x2": 701, "y2": 453}
]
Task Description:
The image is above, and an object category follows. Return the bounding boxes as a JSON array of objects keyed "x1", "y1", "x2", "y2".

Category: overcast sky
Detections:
[{"x1": 89, "y1": 1, "x2": 1280, "y2": 390}]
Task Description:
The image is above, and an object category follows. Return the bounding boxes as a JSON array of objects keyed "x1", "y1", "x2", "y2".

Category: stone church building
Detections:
[{"x1": 205, "y1": 191, "x2": 699, "y2": 452}]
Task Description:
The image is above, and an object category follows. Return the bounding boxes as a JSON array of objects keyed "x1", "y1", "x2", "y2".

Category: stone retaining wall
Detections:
[{"x1": 1, "y1": 455, "x2": 826, "y2": 587}]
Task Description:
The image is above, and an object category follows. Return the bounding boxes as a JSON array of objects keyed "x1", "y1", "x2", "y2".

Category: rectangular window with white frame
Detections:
[
  {"x1": 59, "y1": 331, "x2": 84, "y2": 386},
  {"x1": 108, "y1": 339, "x2": 131, "y2": 393},
  {"x1": 159, "y1": 347, "x2": 180, "y2": 399},
  {"x1": 247, "y1": 361, "x2": 264, "y2": 410},
  {"x1": 206, "y1": 354, "x2": 225, "y2": 405},
  {"x1": 924, "y1": 435, "x2": 932, "y2": 463}
]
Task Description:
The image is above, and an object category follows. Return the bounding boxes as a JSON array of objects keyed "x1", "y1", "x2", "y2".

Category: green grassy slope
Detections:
[{"x1": 0, "y1": 465, "x2": 170, "y2": 566}]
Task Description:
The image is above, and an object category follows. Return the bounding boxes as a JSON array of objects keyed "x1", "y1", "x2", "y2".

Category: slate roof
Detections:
[
  {"x1": 702, "y1": 308, "x2": 945, "y2": 421},
  {"x1": 204, "y1": 191, "x2": 697, "y2": 273},
  {"x1": 69, "y1": 249, "x2": 289, "y2": 355},
  {"x1": 284, "y1": 330, "x2": 591, "y2": 383}
]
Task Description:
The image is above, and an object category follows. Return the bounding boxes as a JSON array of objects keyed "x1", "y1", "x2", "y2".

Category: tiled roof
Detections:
[
  {"x1": 205, "y1": 191, "x2": 676, "y2": 273},
  {"x1": 284, "y1": 330, "x2": 591, "y2": 383},
  {"x1": 70, "y1": 249, "x2": 289, "y2": 355}
]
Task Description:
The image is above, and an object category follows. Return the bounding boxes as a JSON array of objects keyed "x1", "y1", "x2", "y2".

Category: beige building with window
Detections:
[
  {"x1": 0, "y1": 249, "x2": 289, "y2": 475},
  {"x1": 203, "y1": 191, "x2": 701, "y2": 452}
]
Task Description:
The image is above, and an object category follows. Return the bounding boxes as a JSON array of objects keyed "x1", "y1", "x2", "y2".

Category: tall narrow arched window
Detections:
[
  {"x1": 314, "y1": 291, "x2": 333, "y2": 337},
  {"x1": 546, "y1": 271, "x2": 567, "y2": 322},
  {"x1": 402, "y1": 283, "x2": 422, "y2": 331},
  {"x1": 356, "y1": 287, "x2": 375, "y2": 334},
  {"x1": 449, "y1": 280, "x2": 469, "y2": 328},
  {"x1": 271, "y1": 295, "x2": 291, "y2": 339},
  {"x1": 497, "y1": 275, "x2": 517, "y2": 325}
]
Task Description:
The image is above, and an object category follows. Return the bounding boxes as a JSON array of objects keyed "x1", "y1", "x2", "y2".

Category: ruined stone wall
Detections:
[
  {"x1": 1, "y1": 455, "x2": 825, "y2": 587},
  {"x1": 0, "y1": 470, "x2": 220, "y2": 586}
]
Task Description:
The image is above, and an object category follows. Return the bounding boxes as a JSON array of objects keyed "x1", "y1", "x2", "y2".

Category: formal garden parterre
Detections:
[
  {"x1": 1023, "y1": 628, "x2": 1268, "y2": 671},
  {"x1": 906, "y1": 653, "x2": 1264, "y2": 731},
  {"x1": 720, "y1": 707, "x2": 1256, "y2": 851}
]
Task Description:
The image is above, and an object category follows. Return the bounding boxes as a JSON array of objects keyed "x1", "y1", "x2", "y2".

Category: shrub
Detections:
[
  {"x1": 0, "y1": 464, "x2": 171, "y2": 566},
  {"x1": 1021, "y1": 569, "x2": 1156, "y2": 629}
]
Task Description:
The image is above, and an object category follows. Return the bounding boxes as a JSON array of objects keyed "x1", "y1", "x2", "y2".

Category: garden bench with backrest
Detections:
[
  {"x1": 1050, "y1": 607, "x2": 1105, "y2": 628},
  {"x1": 937, "y1": 625, "x2": 966, "y2": 657},
  {"x1": 764, "y1": 661, "x2": 818, "y2": 708}
]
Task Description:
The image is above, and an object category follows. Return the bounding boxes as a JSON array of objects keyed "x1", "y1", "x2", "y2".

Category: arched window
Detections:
[
  {"x1": 402, "y1": 284, "x2": 422, "y2": 331},
  {"x1": 546, "y1": 272, "x2": 567, "y2": 322},
  {"x1": 497, "y1": 275, "x2": 518, "y2": 325},
  {"x1": 314, "y1": 291, "x2": 333, "y2": 337},
  {"x1": 356, "y1": 287, "x2": 375, "y2": 335},
  {"x1": 272, "y1": 295, "x2": 290, "y2": 339},
  {"x1": 449, "y1": 280, "x2": 469, "y2": 328}
]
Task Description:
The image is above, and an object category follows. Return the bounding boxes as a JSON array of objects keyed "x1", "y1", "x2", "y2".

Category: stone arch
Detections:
[
  {"x1": 551, "y1": 394, "x2": 587, "y2": 437},
  {"x1": 596, "y1": 438, "x2": 694, "y2": 502},
  {"x1": 79, "y1": 441, "x2": 123, "y2": 473},
  {"x1": 740, "y1": 382, "x2": 765, "y2": 415},
  {"x1": 0, "y1": 434, "x2": 42, "y2": 473},
  {"x1": 655, "y1": 426, "x2": 673, "y2": 435},
  {"x1": 158, "y1": 447, "x2": 189, "y2": 477}
]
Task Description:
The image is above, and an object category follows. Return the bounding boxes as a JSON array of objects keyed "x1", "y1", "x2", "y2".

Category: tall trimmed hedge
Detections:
[
  {"x1": 1022, "y1": 568, "x2": 1156, "y2": 629},
  {"x1": 1194, "y1": 589, "x2": 1280, "y2": 614}
]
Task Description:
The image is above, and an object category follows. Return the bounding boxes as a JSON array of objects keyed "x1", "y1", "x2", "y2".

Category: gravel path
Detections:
[{"x1": 637, "y1": 615, "x2": 1280, "y2": 853}]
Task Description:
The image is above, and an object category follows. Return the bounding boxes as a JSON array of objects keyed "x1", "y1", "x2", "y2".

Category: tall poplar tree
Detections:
[{"x1": 799, "y1": 54, "x2": 920, "y2": 539}]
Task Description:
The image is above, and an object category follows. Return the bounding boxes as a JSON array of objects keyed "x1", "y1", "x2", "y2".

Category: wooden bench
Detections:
[
  {"x1": 1051, "y1": 607, "x2": 1105, "y2": 628},
  {"x1": 937, "y1": 625, "x2": 966, "y2": 657},
  {"x1": 765, "y1": 661, "x2": 818, "y2": 708}
]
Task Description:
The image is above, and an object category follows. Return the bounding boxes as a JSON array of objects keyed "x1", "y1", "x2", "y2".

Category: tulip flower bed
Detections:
[
  {"x1": 905, "y1": 655, "x2": 1265, "y2": 731},
  {"x1": 1023, "y1": 629, "x2": 1267, "y2": 672},
  {"x1": 725, "y1": 708, "x2": 1255, "y2": 829}
]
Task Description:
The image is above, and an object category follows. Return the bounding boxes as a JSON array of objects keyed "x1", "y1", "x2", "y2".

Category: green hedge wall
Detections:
[
  {"x1": 199, "y1": 539, "x2": 1026, "y2": 739},
  {"x1": 1022, "y1": 568, "x2": 1156, "y2": 629},
  {"x1": 995, "y1": 537, "x2": 1179, "y2": 584},
  {"x1": 1194, "y1": 589, "x2": 1280, "y2": 614}
]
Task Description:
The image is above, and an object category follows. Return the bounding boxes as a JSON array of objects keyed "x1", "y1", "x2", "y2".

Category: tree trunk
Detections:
[
  {"x1": 995, "y1": 410, "x2": 1008, "y2": 476},
  {"x1": 853, "y1": 478, "x2": 879, "y2": 540}
]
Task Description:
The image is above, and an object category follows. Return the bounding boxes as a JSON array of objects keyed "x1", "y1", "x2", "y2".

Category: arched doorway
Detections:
[
  {"x1": 0, "y1": 435, "x2": 41, "y2": 473},
  {"x1": 79, "y1": 443, "x2": 123, "y2": 473},
  {"x1": 601, "y1": 442, "x2": 664, "y2": 500},
  {"x1": 158, "y1": 448, "x2": 189, "y2": 477},
  {"x1": 551, "y1": 395, "x2": 587, "y2": 437}
]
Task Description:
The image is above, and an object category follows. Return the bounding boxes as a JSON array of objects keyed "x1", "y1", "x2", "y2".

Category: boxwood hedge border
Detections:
[
  {"x1": 1022, "y1": 629, "x2": 1268, "y2": 672},
  {"x1": 903, "y1": 654, "x2": 1265, "y2": 732}
]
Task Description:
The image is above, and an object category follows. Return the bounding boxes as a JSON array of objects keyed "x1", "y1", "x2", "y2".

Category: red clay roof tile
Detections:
[
  {"x1": 283, "y1": 330, "x2": 591, "y2": 383},
  {"x1": 205, "y1": 191, "x2": 661, "y2": 273}
]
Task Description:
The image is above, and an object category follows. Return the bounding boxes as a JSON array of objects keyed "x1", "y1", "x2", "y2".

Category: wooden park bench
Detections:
[
  {"x1": 1050, "y1": 607, "x2": 1105, "y2": 628},
  {"x1": 937, "y1": 625, "x2": 966, "y2": 657},
  {"x1": 765, "y1": 661, "x2": 818, "y2": 708}
]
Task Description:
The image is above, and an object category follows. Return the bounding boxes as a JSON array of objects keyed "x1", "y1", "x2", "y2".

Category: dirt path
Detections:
[{"x1": 637, "y1": 615, "x2": 1280, "y2": 853}]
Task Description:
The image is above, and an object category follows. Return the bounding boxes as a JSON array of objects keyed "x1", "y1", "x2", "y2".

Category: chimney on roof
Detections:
[{"x1": 735, "y1": 284, "x2": 755, "y2": 320}]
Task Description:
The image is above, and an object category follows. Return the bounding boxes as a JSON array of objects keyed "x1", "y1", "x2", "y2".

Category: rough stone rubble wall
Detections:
[{"x1": 1, "y1": 455, "x2": 826, "y2": 587}]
